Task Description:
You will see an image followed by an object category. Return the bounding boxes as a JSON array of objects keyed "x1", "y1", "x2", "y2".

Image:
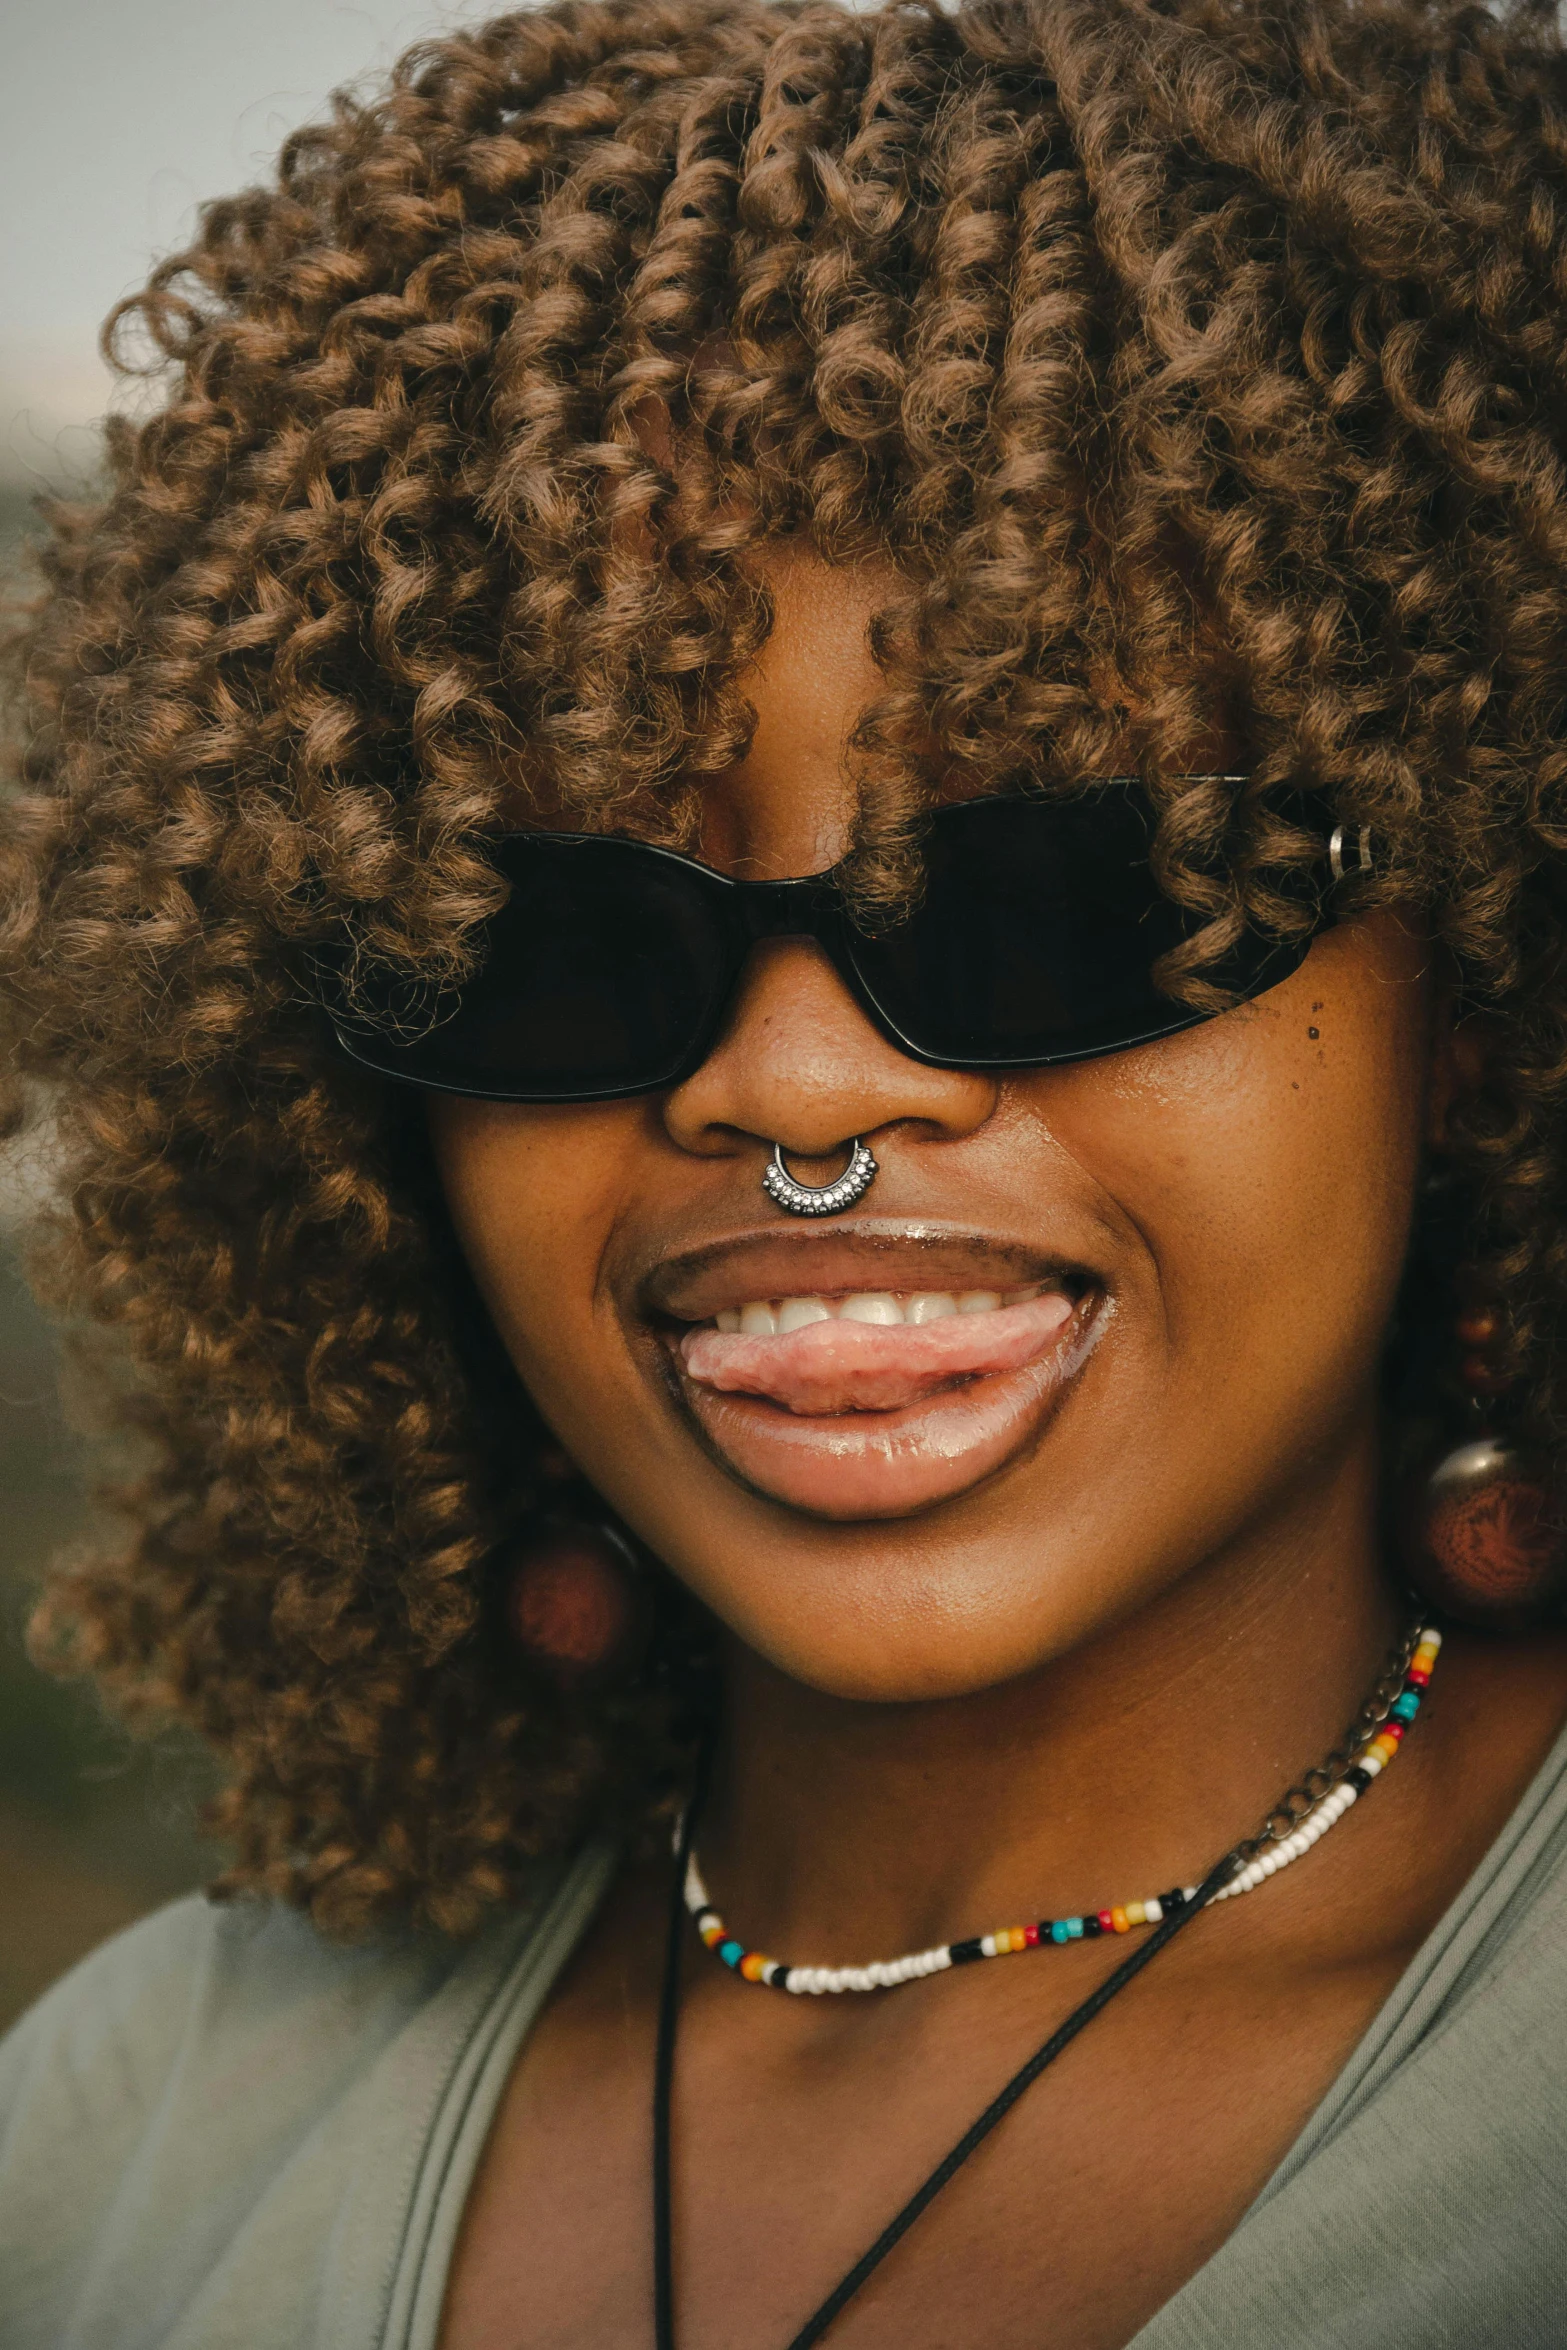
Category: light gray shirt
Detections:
[{"x1": 5, "y1": 1724, "x2": 1567, "y2": 2349}]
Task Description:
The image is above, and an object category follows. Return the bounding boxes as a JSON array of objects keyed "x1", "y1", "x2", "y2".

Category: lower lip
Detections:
[{"x1": 668, "y1": 1303, "x2": 1105, "y2": 1519}]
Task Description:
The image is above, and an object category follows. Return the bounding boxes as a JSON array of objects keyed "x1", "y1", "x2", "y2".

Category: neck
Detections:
[{"x1": 698, "y1": 1443, "x2": 1402, "y2": 1960}]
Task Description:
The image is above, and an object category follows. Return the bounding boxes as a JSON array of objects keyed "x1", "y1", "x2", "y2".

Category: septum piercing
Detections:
[{"x1": 761, "y1": 1139, "x2": 879, "y2": 1217}]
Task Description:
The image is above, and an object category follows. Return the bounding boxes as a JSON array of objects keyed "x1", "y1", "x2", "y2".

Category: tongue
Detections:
[{"x1": 679, "y1": 1293, "x2": 1075, "y2": 1416}]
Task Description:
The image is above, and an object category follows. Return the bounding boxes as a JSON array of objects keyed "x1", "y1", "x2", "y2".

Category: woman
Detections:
[{"x1": 3, "y1": 0, "x2": 1567, "y2": 2342}]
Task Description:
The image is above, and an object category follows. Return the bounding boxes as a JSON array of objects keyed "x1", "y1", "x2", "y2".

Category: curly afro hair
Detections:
[{"x1": 6, "y1": 0, "x2": 1567, "y2": 1936}]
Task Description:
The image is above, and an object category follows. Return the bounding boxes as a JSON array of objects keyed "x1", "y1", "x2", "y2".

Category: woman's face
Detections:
[{"x1": 430, "y1": 553, "x2": 1440, "y2": 1701}]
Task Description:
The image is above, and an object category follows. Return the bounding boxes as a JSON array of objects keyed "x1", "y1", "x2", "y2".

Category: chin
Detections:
[{"x1": 684, "y1": 1512, "x2": 1116, "y2": 1707}]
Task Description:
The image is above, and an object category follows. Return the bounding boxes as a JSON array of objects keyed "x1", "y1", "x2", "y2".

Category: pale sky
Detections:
[{"x1": 2, "y1": 0, "x2": 484, "y2": 491}]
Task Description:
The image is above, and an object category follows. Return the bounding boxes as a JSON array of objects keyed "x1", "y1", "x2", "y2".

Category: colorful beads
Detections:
[
  {"x1": 682, "y1": 1622, "x2": 1442, "y2": 1993},
  {"x1": 1207, "y1": 1626, "x2": 1441, "y2": 1909}
]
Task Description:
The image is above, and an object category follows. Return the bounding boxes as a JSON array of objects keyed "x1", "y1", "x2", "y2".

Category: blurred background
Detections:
[{"x1": 0, "y1": 0, "x2": 480, "y2": 2034}]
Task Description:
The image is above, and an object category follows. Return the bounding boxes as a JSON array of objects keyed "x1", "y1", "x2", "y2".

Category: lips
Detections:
[{"x1": 639, "y1": 1231, "x2": 1107, "y2": 1520}]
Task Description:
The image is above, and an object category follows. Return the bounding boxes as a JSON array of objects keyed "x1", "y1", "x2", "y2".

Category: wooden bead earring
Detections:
[
  {"x1": 1396, "y1": 1290, "x2": 1567, "y2": 1627},
  {"x1": 503, "y1": 1515, "x2": 648, "y2": 1686}
]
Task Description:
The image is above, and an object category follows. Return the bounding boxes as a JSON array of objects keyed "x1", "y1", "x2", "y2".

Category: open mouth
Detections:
[{"x1": 646, "y1": 1249, "x2": 1106, "y2": 1519}]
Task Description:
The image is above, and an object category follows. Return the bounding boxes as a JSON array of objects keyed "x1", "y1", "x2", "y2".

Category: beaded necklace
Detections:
[
  {"x1": 684, "y1": 1622, "x2": 1441, "y2": 1995},
  {"x1": 654, "y1": 1616, "x2": 1443, "y2": 2350}
]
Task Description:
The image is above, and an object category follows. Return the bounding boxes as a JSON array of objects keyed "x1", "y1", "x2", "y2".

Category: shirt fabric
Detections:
[{"x1": 4, "y1": 1721, "x2": 1567, "y2": 2349}]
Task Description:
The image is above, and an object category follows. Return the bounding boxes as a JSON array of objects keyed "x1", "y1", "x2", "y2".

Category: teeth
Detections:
[
  {"x1": 776, "y1": 1296, "x2": 832, "y2": 1332},
  {"x1": 707, "y1": 1287, "x2": 1062, "y2": 1333},
  {"x1": 905, "y1": 1293, "x2": 959, "y2": 1324},
  {"x1": 837, "y1": 1293, "x2": 903, "y2": 1325}
]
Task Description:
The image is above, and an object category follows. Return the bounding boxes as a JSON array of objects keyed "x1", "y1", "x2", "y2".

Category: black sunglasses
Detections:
[{"x1": 330, "y1": 782, "x2": 1368, "y2": 1103}]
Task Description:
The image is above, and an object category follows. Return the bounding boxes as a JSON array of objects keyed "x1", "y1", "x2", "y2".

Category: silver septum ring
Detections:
[{"x1": 761, "y1": 1139, "x2": 878, "y2": 1217}]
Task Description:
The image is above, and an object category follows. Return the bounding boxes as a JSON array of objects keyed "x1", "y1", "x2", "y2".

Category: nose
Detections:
[{"x1": 661, "y1": 938, "x2": 997, "y2": 1165}]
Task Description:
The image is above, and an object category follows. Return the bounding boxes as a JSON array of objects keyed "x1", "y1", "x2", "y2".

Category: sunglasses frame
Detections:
[{"x1": 331, "y1": 782, "x2": 1358, "y2": 1104}]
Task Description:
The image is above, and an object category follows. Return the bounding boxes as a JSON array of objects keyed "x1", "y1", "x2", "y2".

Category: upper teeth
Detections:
[{"x1": 714, "y1": 1287, "x2": 1041, "y2": 1335}]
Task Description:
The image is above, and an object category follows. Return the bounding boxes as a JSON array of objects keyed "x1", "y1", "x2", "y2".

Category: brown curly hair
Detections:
[{"x1": 6, "y1": 0, "x2": 1567, "y2": 1937}]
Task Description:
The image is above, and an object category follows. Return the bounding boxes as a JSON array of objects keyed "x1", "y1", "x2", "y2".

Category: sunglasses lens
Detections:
[
  {"x1": 849, "y1": 793, "x2": 1293, "y2": 1065},
  {"x1": 341, "y1": 839, "x2": 726, "y2": 1098}
]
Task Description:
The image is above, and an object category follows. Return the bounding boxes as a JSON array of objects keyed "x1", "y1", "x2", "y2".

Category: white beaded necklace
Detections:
[{"x1": 684, "y1": 1621, "x2": 1441, "y2": 1995}]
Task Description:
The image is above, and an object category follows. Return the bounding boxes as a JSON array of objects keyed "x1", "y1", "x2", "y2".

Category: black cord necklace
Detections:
[{"x1": 651, "y1": 1791, "x2": 1236, "y2": 2350}]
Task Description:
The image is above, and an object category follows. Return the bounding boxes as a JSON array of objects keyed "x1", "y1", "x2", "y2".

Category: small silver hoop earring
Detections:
[
  {"x1": 1329, "y1": 823, "x2": 1373, "y2": 883},
  {"x1": 761, "y1": 1139, "x2": 878, "y2": 1217}
]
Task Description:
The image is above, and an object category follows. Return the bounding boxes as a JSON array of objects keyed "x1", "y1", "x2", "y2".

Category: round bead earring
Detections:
[
  {"x1": 503, "y1": 1514, "x2": 649, "y2": 1686},
  {"x1": 1396, "y1": 1289, "x2": 1567, "y2": 1626}
]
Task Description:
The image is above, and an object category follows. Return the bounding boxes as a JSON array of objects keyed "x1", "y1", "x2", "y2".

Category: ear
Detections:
[{"x1": 1426, "y1": 985, "x2": 1501, "y2": 1153}]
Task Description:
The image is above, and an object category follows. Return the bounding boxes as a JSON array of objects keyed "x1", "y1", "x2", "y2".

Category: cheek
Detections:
[
  {"x1": 1039, "y1": 922, "x2": 1428, "y2": 1430},
  {"x1": 426, "y1": 1099, "x2": 643, "y2": 1376}
]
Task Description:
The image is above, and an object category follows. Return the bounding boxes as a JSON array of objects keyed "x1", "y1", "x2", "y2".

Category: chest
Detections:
[{"x1": 436, "y1": 1923, "x2": 1408, "y2": 2350}]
